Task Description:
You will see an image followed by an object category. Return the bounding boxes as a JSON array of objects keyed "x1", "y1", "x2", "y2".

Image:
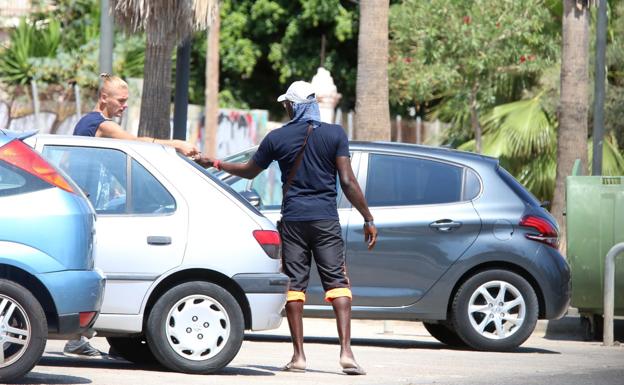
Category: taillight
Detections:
[
  {"x1": 519, "y1": 215, "x2": 559, "y2": 248},
  {"x1": 0, "y1": 139, "x2": 74, "y2": 193},
  {"x1": 79, "y1": 311, "x2": 97, "y2": 327},
  {"x1": 253, "y1": 230, "x2": 281, "y2": 259}
]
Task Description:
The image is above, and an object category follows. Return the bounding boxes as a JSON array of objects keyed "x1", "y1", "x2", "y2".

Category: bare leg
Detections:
[
  {"x1": 332, "y1": 296, "x2": 365, "y2": 374},
  {"x1": 285, "y1": 300, "x2": 306, "y2": 370}
]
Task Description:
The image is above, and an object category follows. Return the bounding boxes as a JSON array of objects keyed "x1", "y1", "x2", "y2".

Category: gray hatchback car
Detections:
[{"x1": 217, "y1": 141, "x2": 571, "y2": 352}]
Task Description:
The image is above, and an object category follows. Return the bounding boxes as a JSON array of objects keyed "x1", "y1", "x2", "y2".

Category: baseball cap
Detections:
[{"x1": 277, "y1": 81, "x2": 316, "y2": 104}]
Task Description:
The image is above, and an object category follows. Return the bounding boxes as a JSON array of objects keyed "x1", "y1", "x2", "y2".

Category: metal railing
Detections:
[{"x1": 603, "y1": 242, "x2": 624, "y2": 346}]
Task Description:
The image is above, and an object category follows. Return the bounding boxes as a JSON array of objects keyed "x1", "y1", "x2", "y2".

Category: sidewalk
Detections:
[{"x1": 246, "y1": 312, "x2": 624, "y2": 343}]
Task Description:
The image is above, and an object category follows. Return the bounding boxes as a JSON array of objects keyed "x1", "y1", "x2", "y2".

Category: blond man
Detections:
[{"x1": 73, "y1": 73, "x2": 198, "y2": 157}]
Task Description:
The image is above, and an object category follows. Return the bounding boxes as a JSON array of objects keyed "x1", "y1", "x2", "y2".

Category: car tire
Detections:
[
  {"x1": 422, "y1": 322, "x2": 466, "y2": 347},
  {"x1": 451, "y1": 269, "x2": 538, "y2": 351},
  {"x1": 0, "y1": 279, "x2": 47, "y2": 382},
  {"x1": 106, "y1": 336, "x2": 158, "y2": 365},
  {"x1": 145, "y1": 281, "x2": 244, "y2": 374}
]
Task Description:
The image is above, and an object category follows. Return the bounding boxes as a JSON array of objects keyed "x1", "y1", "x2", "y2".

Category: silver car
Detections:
[
  {"x1": 218, "y1": 142, "x2": 570, "y2": 352},
  {"x1": 27, "y1": 135, "x2": 288, "y2": 374}
]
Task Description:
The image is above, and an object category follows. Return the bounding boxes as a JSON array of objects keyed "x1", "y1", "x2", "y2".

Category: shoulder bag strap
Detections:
[{"x1": 281, "y1": 123, "x2": 314, "y2": 205}]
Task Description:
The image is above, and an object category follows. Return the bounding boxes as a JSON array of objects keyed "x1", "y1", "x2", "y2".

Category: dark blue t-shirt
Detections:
[
  {"x1": 73, "y1": 112, "x2": 109, "y2": 136},
  {"x1": 252, "y1": 121, "x2": 350, "y2": 221}
]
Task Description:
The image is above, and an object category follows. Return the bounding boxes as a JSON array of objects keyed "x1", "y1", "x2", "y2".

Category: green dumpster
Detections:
[{"x1": 566, "y1": 174, "x2": 624, "y2": 326}]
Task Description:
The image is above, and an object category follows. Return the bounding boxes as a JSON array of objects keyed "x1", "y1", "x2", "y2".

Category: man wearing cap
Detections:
[{"x1": 197, "y1": 80, "x2": 377, "y2": 375}]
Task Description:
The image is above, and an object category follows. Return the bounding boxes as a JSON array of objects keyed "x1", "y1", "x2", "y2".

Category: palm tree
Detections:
[
  {"x1": 552, "y1": 0, "x2": 590, "y2": 253},
  {"x1": 354, "y1": 0, "x2": 390, "y2": 141},
  {"x1": 111, "y1": 0, "x2": 216, "y2": 138},
  {"x1": 204, "y1": 1, "x2": 219, "y2": 157},
  {"x1": 459, "y1": 94, "x2": 624, "y2": 204}
]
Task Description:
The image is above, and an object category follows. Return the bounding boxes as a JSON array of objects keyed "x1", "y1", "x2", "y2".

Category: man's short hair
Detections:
[{"x1": 98, "y1": 73, "x2": 128, "y2": 97}]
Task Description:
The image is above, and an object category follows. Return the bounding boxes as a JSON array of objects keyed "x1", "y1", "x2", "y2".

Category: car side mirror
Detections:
[{"x1": 240, "y1": 189, "x2": 262, "y2": 208}]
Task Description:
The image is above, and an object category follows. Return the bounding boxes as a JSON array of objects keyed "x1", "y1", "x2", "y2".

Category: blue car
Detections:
[{"x1": 0, "y1": 129, "x2": 105, "y2": 381}]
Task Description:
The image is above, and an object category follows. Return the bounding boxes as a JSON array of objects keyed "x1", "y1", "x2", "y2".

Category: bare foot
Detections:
[
  {"x1": 282, "y1": 359, "x2": 306, "y2": 372},
  {"x1": 340, "y1": 356, "x2": 366, "y2": 375}
]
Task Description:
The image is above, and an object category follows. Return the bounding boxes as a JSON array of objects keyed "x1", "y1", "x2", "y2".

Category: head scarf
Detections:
[{"x1": 289, "y1": 95, "x2": 321, "y2": 125}]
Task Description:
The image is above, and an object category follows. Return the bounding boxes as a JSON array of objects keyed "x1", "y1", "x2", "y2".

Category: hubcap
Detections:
[
  {"x1": 467, "y1": 280, "x2": 525, "y2": 340},
  {"x1": 165, "y1": 295, "x2": 230, "y2": 361},
  {"x1": 0, "y1": 295, "x2": 31, "y2": 368}
]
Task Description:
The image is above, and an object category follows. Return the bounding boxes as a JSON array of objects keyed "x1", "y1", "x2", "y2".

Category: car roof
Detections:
[
  {"x1": 30, "y1": 134, "x2": 177, "y2": 153},
  {"x1": 349, "y1": 141, "x2": 497, "y2": 164},
  {"x1": 225, "y1": 140, "x2": 499, "y2": 169}
]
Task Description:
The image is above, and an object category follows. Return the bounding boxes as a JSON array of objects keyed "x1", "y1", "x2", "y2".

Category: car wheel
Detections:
[
  {"x1": 145, "y1": 281, "x2": 244, "y2": 374},
  {"x1": 0, "y1": 279, "x2": 47, "y2": 382},
  {"x1": 106, "y1": 336, "x2": 158, "y2": 365},
  {"x1": 451, "y1": 270, "x2": 538, "y2": 351},
  {"x1": 422, "y1": 322, "x2": 466, "y2": 347}
]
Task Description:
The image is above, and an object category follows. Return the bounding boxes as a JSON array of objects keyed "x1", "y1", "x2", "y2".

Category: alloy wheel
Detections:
[
  {"x1": 466, "y1": 280, "x2": 526, "y2": 340},
  {"x1": 0, "y1": 295, "x2": 31, "y2": 368}
]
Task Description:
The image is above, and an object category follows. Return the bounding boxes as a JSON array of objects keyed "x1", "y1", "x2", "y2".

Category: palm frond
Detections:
[
  {"x1": 589, "y1": 133, "x2": 624, "y2": 176},
  {"x1": 481, "y1": 94, "x2": 555, "y2": 158},
  {"x1": 112, "y1": 0, "x2": 215, "y2": 41}
]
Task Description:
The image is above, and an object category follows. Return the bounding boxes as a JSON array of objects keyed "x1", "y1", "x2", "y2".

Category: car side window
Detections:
[
  {"x1": 463, "y1": 168, "x2": 481, "y2": 200},
  {"x1": 131, "y1": 159, "x2": 175, "y2": 214},
  {"x1": 44, "y1": 145, "x2": 177, "y2": 215},
  {"x1": 43, "y1": 146, "x2": 127, "y2": 214},
  {"x1": 366, "y1": 153, "x2": 463, "y2": 206}
]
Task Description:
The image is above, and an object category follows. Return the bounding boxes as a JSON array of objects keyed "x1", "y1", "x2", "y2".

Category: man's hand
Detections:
[
  {"x1": 172, "y1": 140, "x2": 199, "y2": 157},
  {"x1": 364, "y1": 222, "x2": 378, "y2": 250},
  {"x1": 195, "y1": 154, "x2": 215, "y2": 168}
]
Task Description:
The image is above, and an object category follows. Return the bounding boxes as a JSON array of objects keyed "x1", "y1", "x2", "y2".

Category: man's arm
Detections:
[
  {"x1": 97, "y1": 120, "x2": 198, "y2": 157},
  {"x1": 336, "y1": 155, "x2": 378, "y2": 250},
  {"x1": 196, "y1": 155, "x2": 264, "y2": 180}
]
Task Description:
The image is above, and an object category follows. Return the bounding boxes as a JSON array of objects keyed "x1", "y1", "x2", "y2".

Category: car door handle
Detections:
[
  {"x1": 147, "y1": 236, "x2": 172, "y2": 245},
  {"x1": 429, "y1": 220, "x2": 462, "y2": 232}
]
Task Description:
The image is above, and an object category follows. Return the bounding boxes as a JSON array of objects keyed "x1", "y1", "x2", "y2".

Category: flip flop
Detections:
[
  {"x1": 282, "y1": 361, "x2": 306, "y2": 373},
  {"x1": 342, "y1": 364, "x2": 366, "y2": 375}
]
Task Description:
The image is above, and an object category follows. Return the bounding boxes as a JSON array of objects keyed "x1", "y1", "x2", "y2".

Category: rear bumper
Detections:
[
  {"x1": 48, "y1": 312, "x2": 99, "y2": 339},
  {"x1": 233, "y1": 273, "x2": 288, "y2": 330},
  {"x1": 37, "y1": 268, "x2": 106, "y2": 334},
  {"x1": 535, "y1": 246, "x2": 571, "y2": 319},
  {"x1": 233, "y1": 273, "x2": 289, "y2": 294}
]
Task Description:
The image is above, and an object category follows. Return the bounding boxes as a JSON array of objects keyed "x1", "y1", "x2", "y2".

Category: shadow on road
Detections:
[
  {"x1": 10, "y1": 371, "x2": 91, "y2": 385},
  {"x1": 244, "y1": 334, "x2": 559, "y2": 354},
  {"x1": 36, "y1": 354, "x2": 275, "y2": 377},
  {"x1": 247, "y1": 364, "x2": 337, "y2": 375}
]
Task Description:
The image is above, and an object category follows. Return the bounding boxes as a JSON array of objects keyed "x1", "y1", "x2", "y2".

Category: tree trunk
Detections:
[
  {"x1": 204, "y1": 4, "x2": 220, "y2": 158},
  {"x1": 552, "y1": 0, "x2": 590, "y2": 255},
  {"x1": 138, "y1": 21, "x2": 175, "y2": 139},
  {"x1": 354, "y1": 0, "x2": 390, "y2": 141},
  {"x1": 469, "y1": 83, "x2": 482, "y2": 153}
]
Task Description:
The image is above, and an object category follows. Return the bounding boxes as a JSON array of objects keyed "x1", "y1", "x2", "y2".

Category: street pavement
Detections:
[{"x1": 14, "y1": 317, "x2": 624, "y2": 385}]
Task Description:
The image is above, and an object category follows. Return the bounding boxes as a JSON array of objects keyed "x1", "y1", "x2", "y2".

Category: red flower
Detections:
[
  {"x1": 463, "y1": 16, "x2": 471, "y2": 25},
  {"x1": 519, "y1": 55, "x2": 526, "y2": 63},
  {"x1": 404, "y1": 57, "x2": 412, "y2": 63}
]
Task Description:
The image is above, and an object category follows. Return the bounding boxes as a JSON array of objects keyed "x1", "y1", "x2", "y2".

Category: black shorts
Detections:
[{"x1": 280, "y1": 219, "x2": 351, "y2": 302}]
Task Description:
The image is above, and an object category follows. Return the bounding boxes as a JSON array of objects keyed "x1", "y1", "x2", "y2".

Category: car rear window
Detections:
[
  {"x1": 178, "y1": 154, "x2": 263, "y2": 216},
  {"x1": 0, "y1": 161, "x2": 50, "y2": 197},
  {"x1": 496, "y1": 166, "x2": 541, "y2": 207}
]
